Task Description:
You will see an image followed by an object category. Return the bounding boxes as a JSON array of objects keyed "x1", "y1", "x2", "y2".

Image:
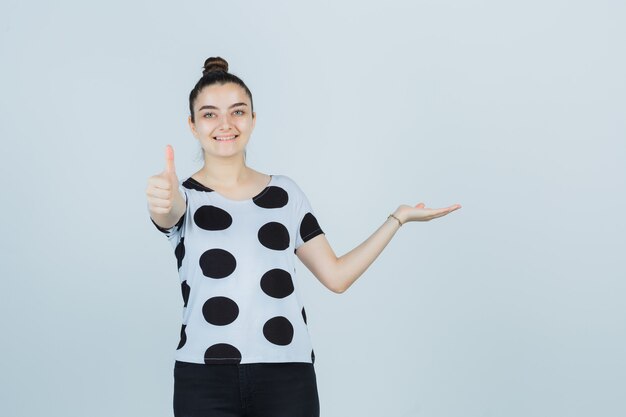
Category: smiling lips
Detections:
[{"x1": 214, "y1": 135, "x2": 238, "y2": 141}]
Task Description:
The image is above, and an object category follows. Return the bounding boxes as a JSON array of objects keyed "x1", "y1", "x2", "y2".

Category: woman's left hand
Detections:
[{"x1": 394, "y1": 202, "x2": 462, "y2": 224}]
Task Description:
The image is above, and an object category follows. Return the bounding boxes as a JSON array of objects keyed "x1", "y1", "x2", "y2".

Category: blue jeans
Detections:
[{"x1": 173, "y1": 361, "x2": 320, "y2": 417}]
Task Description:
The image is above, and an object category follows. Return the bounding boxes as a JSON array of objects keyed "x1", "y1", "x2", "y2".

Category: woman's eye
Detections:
[{"x1": 203, "y1": 111, "x2": 244, "y2": 118}]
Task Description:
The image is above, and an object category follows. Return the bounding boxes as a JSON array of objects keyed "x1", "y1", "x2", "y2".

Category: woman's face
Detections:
[{"x1": 188, "y1": 82, "x2": 256, "y2": 160}]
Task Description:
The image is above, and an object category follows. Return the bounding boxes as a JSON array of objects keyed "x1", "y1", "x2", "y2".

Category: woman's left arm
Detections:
[{"x1": 296, "y1": 202, "x2": 462, "y2": 294}]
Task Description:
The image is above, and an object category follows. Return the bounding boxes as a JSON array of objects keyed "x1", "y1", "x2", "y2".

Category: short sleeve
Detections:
[
  {"x1": 294, "y1": 184, "x2": 324, "y2": 251},
  {"x1": 149, "y1": 183, "x2": 188, "y2": 249}
]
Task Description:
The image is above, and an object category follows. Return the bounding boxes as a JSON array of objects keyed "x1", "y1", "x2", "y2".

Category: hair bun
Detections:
[{"x1": 202, "y1": 57, "x2": 229, "y2": 76}]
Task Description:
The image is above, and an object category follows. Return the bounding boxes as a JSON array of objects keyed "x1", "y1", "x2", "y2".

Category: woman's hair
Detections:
[{"x1": 189, "y1": 57, "x2": 254, "y2": 163}]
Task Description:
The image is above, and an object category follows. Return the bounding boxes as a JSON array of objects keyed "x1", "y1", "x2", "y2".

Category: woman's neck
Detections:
[{"x1": 197, "y1": 156, "x2": 251, "y2": 188}]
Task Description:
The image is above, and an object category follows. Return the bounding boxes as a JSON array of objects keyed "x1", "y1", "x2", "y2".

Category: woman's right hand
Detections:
[{"x1": 146, "y1": 145, "x2": 184, "y2": 219}]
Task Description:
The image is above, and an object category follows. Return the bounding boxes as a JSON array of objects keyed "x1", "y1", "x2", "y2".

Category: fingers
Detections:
[
  {"x1": 146, "y1": 195, "x2": 173, "y2": 211},
  {"x1": 414, "y1": 203, "x2": 460, "y2": 213},
  {"x1": 432, "y1": 205, "x2": 461, "y2": 218},
  {"x1": 405, "y1": 202, "x2": 461, "y2": 222},
  {"x1": 147, "y1": 176, "x2": 171, "y2": 191},
  {"x1": 165, "y1": 144, "x2": 176, "y2": 174}
]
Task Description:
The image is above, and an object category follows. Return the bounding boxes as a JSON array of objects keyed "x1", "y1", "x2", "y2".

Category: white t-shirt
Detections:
[{"x1": 150, "y1": 174, "x2": 324, "y2": 365}]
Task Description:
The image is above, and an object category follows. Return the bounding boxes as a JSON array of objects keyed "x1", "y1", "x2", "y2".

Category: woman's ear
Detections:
[{"x1": 187, "y1": 115, "x2": 198, "y2": 137}]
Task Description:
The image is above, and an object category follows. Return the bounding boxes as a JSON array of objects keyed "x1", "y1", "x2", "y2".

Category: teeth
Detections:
[{"x1": 214, "y1": 135, "x2": 236, "y2": 141}]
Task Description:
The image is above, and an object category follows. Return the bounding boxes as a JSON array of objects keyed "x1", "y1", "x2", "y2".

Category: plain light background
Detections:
[{"x1": 1, "y1": 1, "x2": 624, "y2": 416}]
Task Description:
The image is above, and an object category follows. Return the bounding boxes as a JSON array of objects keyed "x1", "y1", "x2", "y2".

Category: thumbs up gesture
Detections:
[
  {"x1": 163, "y1": 144, "x2": 179, "y2": 192},
  {"x1": 146, "y1": 145, "x2": 185, "y2": 223}
]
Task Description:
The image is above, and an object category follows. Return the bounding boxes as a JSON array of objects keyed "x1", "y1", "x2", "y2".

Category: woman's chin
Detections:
[{"x1": 203, "y1": 149, "x2": 246, "y2": 159}]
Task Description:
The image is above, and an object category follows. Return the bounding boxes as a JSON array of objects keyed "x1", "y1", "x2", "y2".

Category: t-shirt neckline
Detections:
[{"x1": 187, "y1": 175, "x2": 275, "y2": 203}]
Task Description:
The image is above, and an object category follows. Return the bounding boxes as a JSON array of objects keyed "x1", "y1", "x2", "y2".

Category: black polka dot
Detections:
[
  {"x1": 199, "y1": 248, "x2": 237, "y2": 278},
  {"x1": 263, "y1": 316, "x2": 294, "y2": 346},
  {"x1": 260, "y1": 269, "x2": 294, "y2": 299},
  {"x1": 302, "y1": 306, "x2": 307, "y2": 324},
  {"x1": 311, "y1": 349, "x2": 315, "y2": 364},
  {"x1": 193, "y1": 205, "x2": 232, "y2": 231},
  {"x1": 258, "y1": 222, "x2": 290, "y2": 250},
  {"x1": 254, "y1": 186, "x2": 289, "y2": 208},
  {"x1": 175, "y1": 237, "x2": 185, "y2": 270},
  {"x1": 181, "y1": 280, "x2": 190, "y2": 307},
  {"x1": 176, "y1": 324, "x2": 187, "y2": 350},
  {"x1": 204, "y1": 344, "x2": 242, "y2": 364},
  {"x1": 203, "y1": 296, "x2": 239, "y2": 326},
  {"x1": 300, "y1": 213, "x2": 323, "y2": 243}
]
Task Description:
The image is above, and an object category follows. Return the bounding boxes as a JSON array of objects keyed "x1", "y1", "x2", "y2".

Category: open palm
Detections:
[{"x1": 396, "y1": 202, "x2": 462, "y2": 223}]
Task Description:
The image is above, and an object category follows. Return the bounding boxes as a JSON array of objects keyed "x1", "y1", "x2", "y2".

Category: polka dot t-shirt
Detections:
[{"x1": 150, "y1": 174, "x2": 324, "y2": 365}]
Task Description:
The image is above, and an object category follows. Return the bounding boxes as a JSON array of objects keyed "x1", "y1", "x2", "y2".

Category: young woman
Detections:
[{"x1": 146, "y1": 56, "x2": 461, "y2": 417}]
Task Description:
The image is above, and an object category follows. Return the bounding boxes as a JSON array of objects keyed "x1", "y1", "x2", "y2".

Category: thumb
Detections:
[
  {"x1": 165, "y1": 144, "x2": 177, "y2": 176},
  {"x1": 164, "y1": 144, "x2": 180, "y2": 189}
]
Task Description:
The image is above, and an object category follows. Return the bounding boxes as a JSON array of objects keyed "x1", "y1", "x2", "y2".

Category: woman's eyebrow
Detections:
[{"x1": 198, "y1": 102, "x2": 248, "y2": 111}]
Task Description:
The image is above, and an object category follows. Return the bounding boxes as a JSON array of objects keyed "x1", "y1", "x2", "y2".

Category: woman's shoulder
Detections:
[
  {"x1": 271, "y1": 173, "x2": 289, "y2": 181},
  {"x1": 271, "y1": 173, "x2": 301, "y2": 190},
  {"x1": 272, "y1": 175, "x2": 314, "y2": 205}
]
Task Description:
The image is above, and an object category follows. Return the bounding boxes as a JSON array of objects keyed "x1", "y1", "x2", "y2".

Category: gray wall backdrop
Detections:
[{"x1": 1, "y1": 1, "x2": 624, "y2": 416}]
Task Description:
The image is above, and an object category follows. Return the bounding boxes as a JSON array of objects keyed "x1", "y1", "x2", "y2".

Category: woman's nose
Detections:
[{"x1": 219, "y1": 113, "x2": 234, "y2": 126}]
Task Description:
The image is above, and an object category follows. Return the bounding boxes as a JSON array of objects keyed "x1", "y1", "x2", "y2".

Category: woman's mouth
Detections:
[{"x1": 213, "y1": 135, "x2": 238, "y2": 141}]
